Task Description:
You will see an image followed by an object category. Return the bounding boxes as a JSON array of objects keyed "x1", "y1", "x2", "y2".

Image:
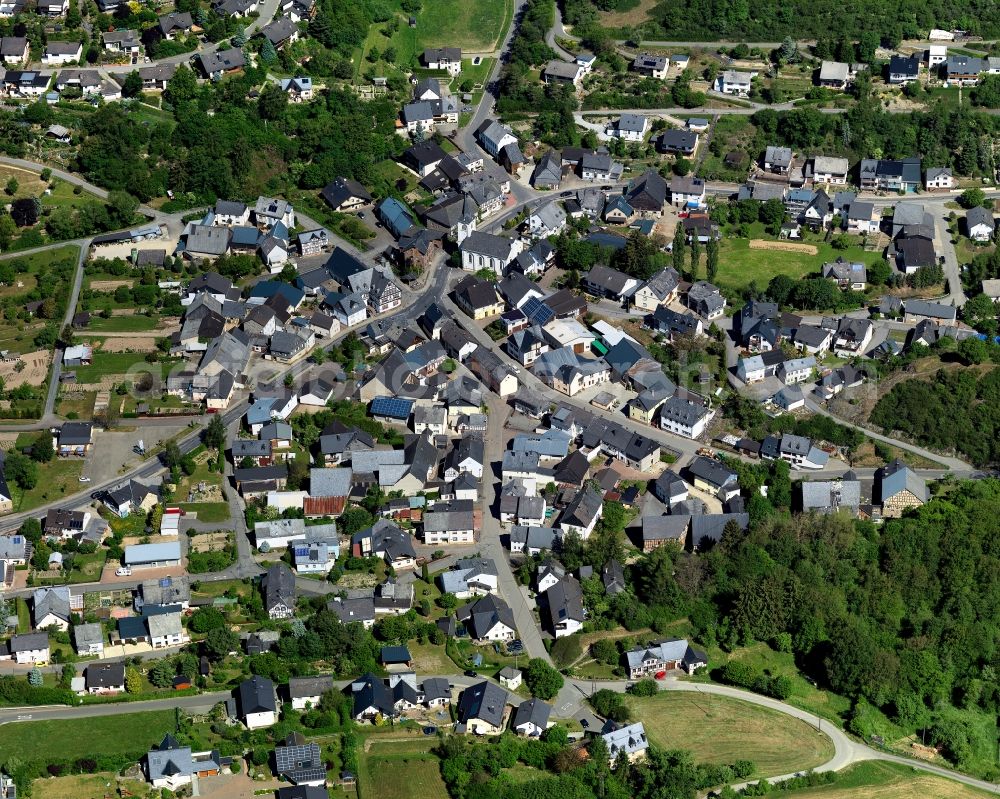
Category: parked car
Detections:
[{"x1": 115, "y1": 566, "x2": 132, "y2": 577}]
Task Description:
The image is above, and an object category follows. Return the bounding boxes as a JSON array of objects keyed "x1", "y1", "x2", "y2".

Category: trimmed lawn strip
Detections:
[
  {"x1": 631, "y1": 691, "x2": 834, "y2": 778},
  {"x1": 178, "y1": 501, "x2": 231, "y2": 522}
]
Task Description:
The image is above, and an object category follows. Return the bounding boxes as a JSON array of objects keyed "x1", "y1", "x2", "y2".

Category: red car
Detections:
[{"x1": 655, "y1": 671, "x2": 667, "y2": 680}]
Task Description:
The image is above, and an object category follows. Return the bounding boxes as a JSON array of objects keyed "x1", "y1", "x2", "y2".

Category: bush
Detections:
[
  {"x1": 626, "y1": 678, "x2": 658, "y2": 696},
  {"x1": 589, "y1": 689, "x2": 630, "y2": 722}
]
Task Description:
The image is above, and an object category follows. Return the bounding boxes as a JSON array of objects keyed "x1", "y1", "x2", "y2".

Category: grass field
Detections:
[
  {"x1": 686, "y1": 638, "x2": 852, "y2": 723},
  {"x1": 10, "y1": 458, "x2": 84, "y2": 512},
  {"x1": 178, "y1": 502, "x2": 230, "y2": 522},
  {"x1": 365, "y1": 749, "x2": 447, "y2": 799},
  {"x1": 776, "y1": 761, "x2": 993, "y2": 799},
  {"x1": 630, "y1": 692, "x2": 834, "y2": 778},
  {"x1": 0, "y1": 710, "x2": 175, "y2": 760},
  {"x1": 355, "y1": 0, "x2": 511, "y2": 83},
  {"x1": 715, "y1": 228, "x2": 883, "y2": 296}
]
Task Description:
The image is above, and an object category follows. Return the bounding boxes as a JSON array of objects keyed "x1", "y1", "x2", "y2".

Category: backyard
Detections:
[{"x1": 630, "y1": 691, "x2": 835, "y2": 778}]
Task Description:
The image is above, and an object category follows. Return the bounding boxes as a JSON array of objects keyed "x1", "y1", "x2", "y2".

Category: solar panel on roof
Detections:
[
  {"x1": 370, "y1": 396, "x2": 414, "y2": 419},
  {"x1": 523, "y1": 297, "x2": 554, "y2": 326}
]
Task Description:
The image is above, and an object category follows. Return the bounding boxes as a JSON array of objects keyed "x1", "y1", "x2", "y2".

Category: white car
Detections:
[
  {"x1": 115, "y1": 567, "x2": 132, "y2": 577},
  {"x1": 78, "y1": 476, "x2": 91, "y2": 483}
]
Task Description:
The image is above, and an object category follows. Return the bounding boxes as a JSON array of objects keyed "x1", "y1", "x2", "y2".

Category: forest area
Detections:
[{"x1": 560, "y1": 0, "x2": 1000, "y2": 42}]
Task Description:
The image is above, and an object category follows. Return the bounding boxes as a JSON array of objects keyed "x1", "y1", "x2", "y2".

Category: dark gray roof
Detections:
[
  {"x1": 456, "y1": 594, "x2": 516, "y2": 639},
  {"x1": 288, "y1": 675, "x2": 334, "y2": 699},
  {"x1": 263, "y1": 563, "x2": 296, "y2": 613},
  {"x1": 457, "y1": 680, "x2": 508, "y2": 727},
  {"x1": 238, "y1": 675, "x2": 276, "y2": 714}
]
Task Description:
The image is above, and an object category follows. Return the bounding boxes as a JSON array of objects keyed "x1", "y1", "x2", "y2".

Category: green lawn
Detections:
[
  {"x1": 630, "y1": 691, "x2": 834, "y2": 779},
  {"x1": 775, "y1": 761, "x2": 993, "y2": 799},
  {"x1": 178, "y1": 502, "x2": 231, "y2": 522},
  {"x1": 715, "y1": 230, "x2": 884, "y2": 296},
  {"x1": 85, "y1": 314, "x2": 162, "y2": 333},
  {"x1": 0, "y1": 710, "x2": 176, "y2": 761}
]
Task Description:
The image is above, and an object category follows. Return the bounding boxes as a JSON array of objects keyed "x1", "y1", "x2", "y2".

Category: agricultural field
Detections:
[
  {"x1": 777, "y1": 761, "x2": 993, "y2": 799},
  {"x1": 630, "y1": 691, "x2": 835, "y2": 777},
  {"x1": 0, "y1": 710, "x2": 175, "y2": 761}
]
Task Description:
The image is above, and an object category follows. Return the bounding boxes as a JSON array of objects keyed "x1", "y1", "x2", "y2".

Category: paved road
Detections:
[{"x1": 480, "y1": 392, "x2": 551, "y2": 664}]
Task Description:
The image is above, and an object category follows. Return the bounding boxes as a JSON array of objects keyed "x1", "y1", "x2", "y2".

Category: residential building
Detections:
[
  {"x1": 457, "y1": 594, "x2": 516, "y2": 643},
  {"x1": 625, "y1": 638, "x2": 707, "y2": 679},
  {"x1": 263, "y1": 563, "x2": 296, "y2": 619},
  {"x1": 717, "y1": 69, "x2": 753, "y2": 95},
  {"x1": 607, "y1": 113, "x2": 648, "y2": 142},
  {"x1": 239, "y1": 675, "x2": 278, "y2": 729},
  {"x1": 457, "y1": 680, "x2": 509, "y2": 734},
  {"x1": 660, "y1": 395, "x2": 715, "y2": 439},
  {"x1": 601, "y1": 722, "x2": 649, "y2": 765},
  {"x1": 33, "y1": 587, "x2": 71, "y2": 630},
  {"x1": 423, "y1": 47, "x2": 461, "y2": 75},
  {"x1": 632, "y1": 53, "x2": 667, "y2": 78},
  {"x1": 145, "y1": 735, "x2": 222, "y2": 790},
  {"x1": 513, "y1": 698, "x2": 552, "y2": 737},
  {"x1": 966, "y1": 206, "x2": 995, "y2": 242},
  {"x1": 888, "y1": 54, "x2": 920, "y2": 84},
  {"x1": 543, "y1": 59, "x2": 583, "y2": 86},
  {"x1": 878, "y1": 460, "x2": 928, "y2": 517}
]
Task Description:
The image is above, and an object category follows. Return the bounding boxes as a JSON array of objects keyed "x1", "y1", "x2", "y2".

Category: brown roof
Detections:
[{"x1": 303, "y1": 496, "x2": 346, "y2": 516}]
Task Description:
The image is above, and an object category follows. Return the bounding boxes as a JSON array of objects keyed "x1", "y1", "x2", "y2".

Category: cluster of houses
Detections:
[
  {"x1": 159, "y1": 242, "x2": 403, "y2": 406},
  {"x1": 179, "y1": 197, "x2": 314, "y2": 270},
  {"x1": 798, "y1": 460, "x2": 929, "y2": 520},
  {"x1": 0, "y1": 574, "x2": 193, "y2": 668}
]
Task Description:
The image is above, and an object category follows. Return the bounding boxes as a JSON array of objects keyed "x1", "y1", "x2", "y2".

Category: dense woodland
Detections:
[
  {"x1": 870, "y1": 366, "x2": 1000, "y2": 465},
  {"x1": 561, "y1": 0, "x2": 1000, "y2": 42}
]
